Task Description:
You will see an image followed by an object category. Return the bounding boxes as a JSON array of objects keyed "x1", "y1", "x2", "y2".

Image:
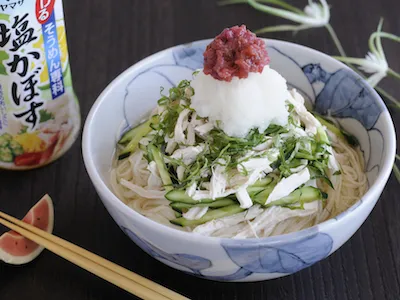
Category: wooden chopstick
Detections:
[{"x1": 0, "y1": 211, "x2": 189, "y2": 300}]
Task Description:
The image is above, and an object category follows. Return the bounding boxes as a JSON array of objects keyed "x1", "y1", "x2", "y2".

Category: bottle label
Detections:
[{"x1": 0, "y1": 0, "x2": 80, "y2": 169}]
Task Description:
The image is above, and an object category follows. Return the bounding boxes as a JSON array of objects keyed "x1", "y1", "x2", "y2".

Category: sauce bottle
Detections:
[{"x1": 0, "y1": 0, "x2": 80, "y2": 170}]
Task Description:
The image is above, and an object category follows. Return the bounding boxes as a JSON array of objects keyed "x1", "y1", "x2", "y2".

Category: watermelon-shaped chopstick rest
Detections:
[{"x1": 0, "y1": 195, "x2": 54, "y2": 264}]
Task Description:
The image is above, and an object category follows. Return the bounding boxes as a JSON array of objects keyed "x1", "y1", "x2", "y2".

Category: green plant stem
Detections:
[
  {"x1": 374, "y1": 32, "x2": 400, "y2": 43},
  {"x1": 255, "y1": 24, "x2": 311, "y2": 34},
  {"x1": 374, "y1": 86, "x2": 400, "y2": 109},
  {"x1": 388, "y1": 68, "x2": 400, "y2": 81},
  {"x1": 325, "y1": 23, "x2": 347, "y2": 57},
  {"x1": 393, "y1": 163, "x2": 400, "y2": 183},
  {"x1": 370, "y1": 31, "x2": 400, "y2": 56}
]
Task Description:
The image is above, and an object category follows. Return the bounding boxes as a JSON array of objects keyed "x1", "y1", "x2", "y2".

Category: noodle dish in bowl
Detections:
[{"x1": 83, "y1": 25, "x2": 396, "y2": 281}]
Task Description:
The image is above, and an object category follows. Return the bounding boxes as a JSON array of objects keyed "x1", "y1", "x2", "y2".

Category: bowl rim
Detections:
[{"x1": 82, "y1": 38, "x2": 396, "y2": 244}]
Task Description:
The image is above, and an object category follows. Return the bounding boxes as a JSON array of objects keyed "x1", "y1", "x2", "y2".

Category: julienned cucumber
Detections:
[
  {"x1": 170, "y1": 204, "x2": 245, "y2": 227},
  {"x1": 247, "y1": 177, "x2": 275, "y2": 197},
  {"x1": 317, "y1": 126, "x2": 330, "y2": 145},
  {"x1": 166, "y1": 178, "x2": 271, "y2": 204},
  {"x1": 314, "y1": 114, "x2": 344, "y2": 139},
  {"x1": 165, "y1": 189, "x2": 216, "y2": 204},
  {"x1": 266, "y1": 186, "x2": 323, "y2": 208},
  {"x1": 168, "y1": 186, "x2": 323, "y2": 225},
  {"x1": 251, "y1": 177, "x2": 273, "y2": 187},
  {"x1": 295, "y1": 151, "x2": 318, "y2": 161},
  {"x1": 148, "y1": 144, "x2": 173, "y2": 191},
  {"x1": 314, "y1": 114, "x2": 359, "y2": 147},
  {"x1": 118, "y1": 116, "x2": 158, "y2": 160},
  {"x1": 118, "y1": 116, "x2": 155, "y2": 144},
  {"x1": 252, "y1": 181, "x2": 277, "y2": 205},
  {"x1": 247, "y1": 186, "x2": 265, "y2": 196},
  {"x1": 170, "y1": 199, "x2": 237, "y2": 213}
]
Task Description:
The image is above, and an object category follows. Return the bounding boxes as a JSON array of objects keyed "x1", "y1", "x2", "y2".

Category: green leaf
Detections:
[
  {"x1": 39, "y1": 109, "x2": 55, "y2": 123},
  {"x1": 0, "y1": 51, "x2": 9, "y2": 75}
]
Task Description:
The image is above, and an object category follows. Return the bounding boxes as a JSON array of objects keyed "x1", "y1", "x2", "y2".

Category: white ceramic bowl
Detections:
[{"x1": 82, "y1": 39, "x2": 396, "y2": 282}]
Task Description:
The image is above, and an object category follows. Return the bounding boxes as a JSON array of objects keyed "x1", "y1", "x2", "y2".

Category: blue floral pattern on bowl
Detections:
[
  {"x1": 121, "y1": 226, "x2": 212, "y2": 274},
  {"x1": 173, "y1": 44, "x2": 205, "y2": 70},
  {"x1": 303, "y1": 64, "x2": 383, "y2": 130},
  {"x1": 206, "y1": 231, "x2": 333, "y2": 281},
  {"x1": 121, "y1": 225, "x2": 332, "y2": 281}
]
